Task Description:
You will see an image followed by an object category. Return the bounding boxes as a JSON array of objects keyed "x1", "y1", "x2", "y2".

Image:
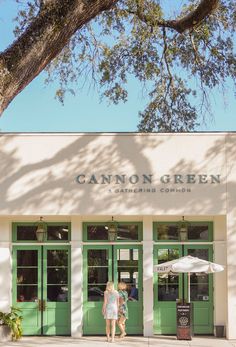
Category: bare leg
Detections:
[
  {"x1": 117, "y1": 317, "x2": 125, "y2": 336},
  {"x1": 111, "y1": 319, "x2": 116, "y2": 342},
  {"x1": 118, "y1": 316, "x2": 126, "y2": 338},
  {"x1": 106, "y1": 320, "x2": 111, "y2": 341}
]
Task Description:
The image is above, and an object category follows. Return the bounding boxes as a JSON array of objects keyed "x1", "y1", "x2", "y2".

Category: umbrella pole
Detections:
[{"x1": 188, "y1": 272, "x2": 190, "y2": 303}]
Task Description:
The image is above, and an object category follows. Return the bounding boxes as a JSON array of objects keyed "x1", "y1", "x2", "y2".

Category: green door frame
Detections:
[
  {"x1": 154, "y1": 244, "x2": 213, "y2": 335},
  {"x1": 13, "y1": 245, "x2": 71, "y2": 336},
  {"x1": 153, "y1": 244, "x2": 183, "y2": 334},
  {"x1": 114, "y1": 244, "x2": 143, "y2": 335},
  {"x1": 184, "y1": 244, "x2": 213, "y2": 334},
  {"x1": 42, "y1": 245, "x2": 71, "y2": 335},
  {"x1": 13, "y1": 245, "x2": 42, "y2": 335},
  {"x1": 83, "y1": 244, "x2": 143, "y2": 335},
  {"x1": 83, "y1": 245, "x2": 112, "y2": 335}
]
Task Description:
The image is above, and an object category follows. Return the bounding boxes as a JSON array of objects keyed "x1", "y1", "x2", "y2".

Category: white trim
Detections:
[{"x1": 143, "y1": 217, "x2": 154, "y2": 337}]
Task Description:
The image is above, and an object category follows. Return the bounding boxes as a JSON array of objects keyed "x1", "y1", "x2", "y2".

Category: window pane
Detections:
[
  {"x1": 117, "y1": 269, "x2": 139, "y2": 301},
  {"x1": 88, "y1": 267, "x2": 108, "y2": 284},
  {"x1": 47, "y1": 225, "x2": 69, "y2": 241},
  {"x1": 47, "y1": 285, "x2": 68, "y2": 302},
  {"x1": 87, "y1": 250, "x2": 108, "y2": 266},
  {"x1": 87, "y1": 224, "x2": 140, "y2": 241},
  {"x1": 17, "y1": 250, "x2": 38, "y2": 267},
  {"x1": 17, "y1": 286, "x2": 38, "y2": 302},
  {"x1": 88, "y1": 285, "x2": 105, "y2": 302},
  {"x1": 17, "y1": 268, "x2": 37, "y2": 284},
  {"x1": 188, "y1": 225, "x2": 209, "y2": 240},
  {"x1": 189, "y1": 262, "x2": 209, "y2": 301},
  {"x1": 17, "y1": 226, "x2": 37, "y2": 241},
  {"x1": 188, "y1": 248, "x2": 208, "y2": 260},
  {"x1": 47, "y1": 250, "x2": 68, "y2": 266},
  {"x1": 157, "y1": 224, "x2": 178, "y2": 241},
  {"x1": 158, "y1": 248, "x2": 180, "y2": 263},
  {"x1": 158, "y1": 284, "x2": 178, "y2": 301},
  {"x1": 117, "y1": 225, "x2": 139, "y2": 241},
  {"x1": 87, "y1": 249, "x2": 108, "y2": 302},
  {"x1": 117, "y1": 249, "x2": 139, "y2": 301},
  {"x1": 117, "y1": 249, "x2": 139, "y2": 262},
  {"x1": 87, "y1": 225, "x2": 108, "y2": 240},
  {"x1": 47, "y1": 268, "x2": 68, "y2": 284},
  {"x1": 157, "y1": 249, "x2": 179, "y2": 302}
]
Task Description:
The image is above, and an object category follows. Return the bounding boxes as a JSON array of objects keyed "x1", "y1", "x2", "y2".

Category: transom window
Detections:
[
  {"x1": 12, "y1": 222, "x2": 71, "y2": 242},
  {"x1": 83, "y1": 222, "x2": 142, "y2": 242},
  {"x1": 153, "y1": 222, "x2": 213, "y2": 242}
]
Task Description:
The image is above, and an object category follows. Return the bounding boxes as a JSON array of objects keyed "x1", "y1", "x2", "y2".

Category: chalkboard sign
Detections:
[{"x1": 176, "y1": 302, "x2": 193, "y2": 340}]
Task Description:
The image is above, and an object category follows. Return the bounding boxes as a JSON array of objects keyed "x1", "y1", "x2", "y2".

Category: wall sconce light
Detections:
[
  {"x1": 178, "y1": 216, "x2": 190, "y2": 241},
  {"x1": 35, "y1": 216, "x2": 47, "y2": 242},
  {"x1": 106, "y1": 216, "x2": 118, "y2": 242}
]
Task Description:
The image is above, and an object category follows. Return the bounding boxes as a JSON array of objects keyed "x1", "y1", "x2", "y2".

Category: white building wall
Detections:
[
  {"x1": 0, "y1": 133, "x2": 227, "y2": 216},
  {"x1": 143, "y1": 216, "x2": 154, "y2": 337},
  {"x1": 213, "y1": 216, "x2": 227, "y2": 330},
  {"x1": 0, "y1": 133, "x2": 234, "y2": 338},
  {"x1": 0, "y1": 218, "x2": 12, "y2": 312},
  {"x1": 71, "y1": 216, "x2": 83, "y2": 338},
  {"x1": 226, "y1": 134, "x2": 236, "y2": 339}
]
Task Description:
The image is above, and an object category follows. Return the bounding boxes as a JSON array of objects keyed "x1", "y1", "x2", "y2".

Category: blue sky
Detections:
[{"x1": 0, "y1": 0, "x2": 235, "y2": 132}]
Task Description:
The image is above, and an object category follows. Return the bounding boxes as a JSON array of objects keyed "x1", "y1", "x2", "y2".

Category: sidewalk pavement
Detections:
[{"x1": 1, "y1": 336, "x2": 236, "y2": 347}]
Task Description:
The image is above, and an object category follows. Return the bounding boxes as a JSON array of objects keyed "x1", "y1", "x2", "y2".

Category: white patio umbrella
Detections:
[{"x1": 154, "y1": 255, "x2": 224, "y2": 303}]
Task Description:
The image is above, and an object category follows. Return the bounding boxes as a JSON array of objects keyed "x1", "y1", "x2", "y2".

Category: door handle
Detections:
[
  {"x1": 42, "y1": 299, "x2": 46, "y2": 311},
  {"x1": 38, "y1": 299, "x2": 42, "y2": 311}
]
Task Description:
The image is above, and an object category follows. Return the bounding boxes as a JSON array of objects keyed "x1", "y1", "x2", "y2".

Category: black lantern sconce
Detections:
[
  {"x1": 35, "y1": 216, "x2": 47, "y2": 242},
  {"x1": 178, "y1": 216, "x2": 190, "y2": 241},
  {"x1": 106, "y1": 216, "x2": 118, "y2": 242}
]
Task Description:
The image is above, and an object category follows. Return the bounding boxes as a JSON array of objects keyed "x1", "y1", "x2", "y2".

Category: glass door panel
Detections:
[
  {"x1": 187, "y1": 249, "x2": 209, "y2": 302},
  {"x1": 153, "y1": 245, "x2": 182, "y2": 334},
  {"x1": 116, "y1": 248, "x2": 139, "y2": 300},
  {"x1": 46, "y1": 249, "x2": 69, "y2": 302},
  {"x1": 184, "y1": 245, "x2": 213, "y2": 334},
  {"x1": 83, "y1": 245, "x2": 112, "y2": 335},
  {"x1": 17, "y1": 250, "x2": 38, "y2": 302},
  {"x1": 43, "y1": 246, "x2": 70, "y2": 335},
  {"x1": 87, "y1": 249, "x2": 109, "y2": 302},
  {"x1": 114, "y1": 245, "x2": 143, "y2": 334},
  {"x1": 157, "y1": 248, "x2": 180, "y2": 302},
  {"x1": 13, "y1": 246, "x2": 42, "y2": 335}
]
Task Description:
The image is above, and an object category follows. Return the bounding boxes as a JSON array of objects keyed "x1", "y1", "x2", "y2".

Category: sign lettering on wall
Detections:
[{"x1": 75, "y1": 174, "x2": 221, "y2": 194}]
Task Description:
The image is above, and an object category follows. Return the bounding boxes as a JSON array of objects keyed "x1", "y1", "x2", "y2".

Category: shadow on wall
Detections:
[
  {"x1": 0, "y1": 133, "x2": 236, "y2": 328},
  {"x1": 0, "y1": 133, "x2": 234, "y2": 216}
]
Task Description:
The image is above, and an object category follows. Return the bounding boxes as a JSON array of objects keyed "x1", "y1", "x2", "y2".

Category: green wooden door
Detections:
[
  {"x1": 83, "y1": 245, "x2": 143, "y2": 335},
  {"x1": 13, "y1": 245, "x2": 71, "y2": 335},
  {"x1": 154, "y1": 245, "x2": 213, "y2": 335},
  {"x1": 153, "y1": 245, "x2": 183, "y2": 334},
  {"x1": 114, "y1": 245, "x2": 143, "y2": 334},
  {"x1": 42, "y1": 246, "x2": 71, "y2": 335},
  {"x1": 83, "y1": 245, "x2": 112, "y2": 334},
  {"x1": 184, "y1": 245, "x2": 213, "y2": 334},
  {"x1": 13, "y1": 246, "x2": 42, "y2": 335}
]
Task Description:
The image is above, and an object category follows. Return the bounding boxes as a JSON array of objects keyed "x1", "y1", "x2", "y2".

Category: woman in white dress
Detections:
[{"x1": 102, "y1": 281, "x2": 119, "y2": 342}]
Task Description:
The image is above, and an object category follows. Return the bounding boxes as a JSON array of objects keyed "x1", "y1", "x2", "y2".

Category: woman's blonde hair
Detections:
[
  {"x1": 118, "y1": 281, "x2": 127, "y2": 291},
  {"x1": 106, "y1": 281, "x2": 115, "y2": 291}
]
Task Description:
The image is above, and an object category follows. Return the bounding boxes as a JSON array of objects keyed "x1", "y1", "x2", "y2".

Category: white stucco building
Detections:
[{"x1": 0, "y1": 132, "x2": 235, "y2": 338}]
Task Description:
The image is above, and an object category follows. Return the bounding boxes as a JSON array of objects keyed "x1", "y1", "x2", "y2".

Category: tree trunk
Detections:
[{"x1": 0, "y1": 0, "x2": 117, "y2": 115}]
